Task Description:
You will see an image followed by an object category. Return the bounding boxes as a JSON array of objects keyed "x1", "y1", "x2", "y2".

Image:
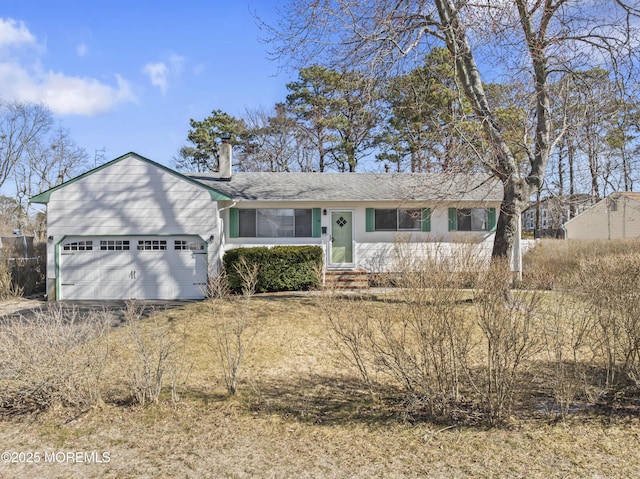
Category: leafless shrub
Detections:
[
  {"x1": 320, "y1": 291, "x2": 376, "y2": 397},
  {"x1": 523, "y1": 238, "x2": 640, "y2": 290},
  {"x1": 576, "y1": 254, "x2": 640, "y2": 390},
  {"x1": 209, "y1": 258, "x2": 260, "y2": 396},
  {"x1": 124, "y1": 302, "x2": 187, "y2": 406},
  {"x1": 0, "y1": 305, "x2": 111, "y2": 415},
  {"x1": 322, "y1": 248, "x2": 474, "y2": 418},
  {"x1": 207, "y1": 267, "x2": 230, "y2": 299},
  {"x1": 9, "y1": 257, "x2": 46, "y2": 296},
  {"x1": 448, "y1": 238, "x2": 490, "y2": 288},
  {"x1": 540, "y1": 287, "x2": 595, "y2": 418},
  {"x1": 0, "y1": 256, "x2": 23, "y2": 300},
  {"x1": 472, "y1": 260, "x2": 541, "y2": 425},
  {"x1": 389, "y1": 254, "x2": 472, "y2": 412}
]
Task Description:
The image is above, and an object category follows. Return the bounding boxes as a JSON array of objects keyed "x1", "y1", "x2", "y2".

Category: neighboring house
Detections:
[
  {"x1": 522, "y1": 194, "x2": 594, "y2": 236},
  {"x1": 565, "y1": 191, "x2": 640, "y2": 240},
  {"x1": 30, "y1": 148, "x2": 505, "y2": 301}
]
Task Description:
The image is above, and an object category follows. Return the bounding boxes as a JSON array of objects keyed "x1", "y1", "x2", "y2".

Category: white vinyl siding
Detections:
[
  {"x1": 46, "y1": 157, "x2": 216, "y2": 235},
  {"x1": 44, "y1": 155, "x2": 219, "y2": 300},
  {"x1": 566, "y1": 195, "x2": 640, "y2": 240}
]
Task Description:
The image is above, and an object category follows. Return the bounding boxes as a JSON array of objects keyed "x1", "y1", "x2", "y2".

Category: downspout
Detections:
[
  {"x1": 27, "y1": 203, "x2": 46, "y2": 215},
  {"x1": 27, "y1": 203, "x2": 47, "y2": 241},
  {"x1": 217, "y1": 201, "x2": 237, "y2": 271}
]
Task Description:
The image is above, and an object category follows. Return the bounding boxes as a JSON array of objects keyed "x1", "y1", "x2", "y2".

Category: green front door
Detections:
[{"x1": 331, "y1": 211, "x2": 353, "y2": 265}]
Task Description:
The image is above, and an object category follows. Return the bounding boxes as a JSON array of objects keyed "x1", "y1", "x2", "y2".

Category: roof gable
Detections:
[
  {"x1": 564, "y1": 191, "x2": 640, "y2": 226},
  {"x1": 617, "y1": 191, "x2": 640, "y2": 204},
  {"x1": 29, "y1": 152, "x2": 232, "y2": 204}
]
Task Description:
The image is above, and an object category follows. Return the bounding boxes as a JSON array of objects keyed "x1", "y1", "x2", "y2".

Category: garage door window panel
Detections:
[
  {"x1": 63, "y1": 240, "x2": 93, "y2": 251},
  {"x1": 137, "y1": 240, "x2": 167, "y2": 251},
  {"x1": 174, "y1": 240, "x2": 205, "y2": 251},
  {"x1": 100, "y1": 240, "x2": 130, "y2": 251}
]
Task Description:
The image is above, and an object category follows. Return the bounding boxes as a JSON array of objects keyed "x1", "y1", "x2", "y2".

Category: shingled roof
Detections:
[{"x1": 190, "y1": 172, "x2": 503, "y2": 203}]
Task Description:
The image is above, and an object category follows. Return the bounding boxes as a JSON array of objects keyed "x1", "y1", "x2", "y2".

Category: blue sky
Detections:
[{"x1": 1, "y1": 1, "x2": 290, "y2": 169}]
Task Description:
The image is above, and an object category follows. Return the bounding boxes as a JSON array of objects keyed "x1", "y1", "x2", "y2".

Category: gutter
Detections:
[{"x1": 215, "y1": 200, "x2": 237, "y2": 267}]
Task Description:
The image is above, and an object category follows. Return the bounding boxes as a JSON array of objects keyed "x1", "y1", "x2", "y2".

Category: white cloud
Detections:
[
  {"x1": 42, "y1": 72, "x2": 136, "y2": 116},
  {"x1": 0, "y1": 17, "x2": 137, "y2": 116},
  {"x1": 142, "y1": 62, "x2": 169, "y2": 94},
  {"x1": 142, "y1": 54, "x2": 186, "y2": 95},
  {"x1": 0, "y1": 18, "x2": 35, "y2": 47},
  {"x1": 0, "y1": 61, "x2": 137, "y2": 116}
]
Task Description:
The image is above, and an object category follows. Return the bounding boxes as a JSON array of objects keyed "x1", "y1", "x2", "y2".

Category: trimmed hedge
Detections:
[{"x1": 223, "y1": 246, "x2": 322, "y2": 293}]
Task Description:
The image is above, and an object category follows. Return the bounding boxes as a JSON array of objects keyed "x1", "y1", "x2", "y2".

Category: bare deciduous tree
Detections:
[
  {"x1": 0, "y1": 101, "x2": 53, "y2": 192},
  {"x1": 265, "y1": 0, "x2": 640, "y2": 261},
  {"x1": 242, "y1": 104, "x2": 301, "y2": 172},
  {"x1": 15, "y1": 124, "x2": 88, "y2": 212}
]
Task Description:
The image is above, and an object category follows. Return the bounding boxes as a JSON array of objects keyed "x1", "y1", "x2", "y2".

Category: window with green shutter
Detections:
[
  {"x1": 366, "y1": 208, "x2": 374, "y2": 232},
  {"x1": 488, "y1": 207, "x2": 497, "y2": 231},
  {"x1": 366, "y1": 208, "x2": 425, "y2": 231},
  {"x1": 448, "y1": 208, "x2": 457, "y2": 231},
  {"x1": 449, "y1": 207, "x2": 494, "y2": 232},
  {"x1": 312, "y1": 208, "x2": 322, "y2": 238},
  {"x1": 229, "y1": 208, "x2": 239, "y2": 238},
  {"x1": 421, "y1": 208, "x2": 431, "y2": 232},
  {"x1": 230, "y1": 208, "x2": 316, "y2": 238}
]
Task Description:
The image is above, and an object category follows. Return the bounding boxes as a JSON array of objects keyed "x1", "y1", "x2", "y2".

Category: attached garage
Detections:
[
  {"x1": 58, "y1": 236, "x2": 208, "y2": 300},
  {"x1": 30, "y1": 153, "x2": 227, "y2": 301}
]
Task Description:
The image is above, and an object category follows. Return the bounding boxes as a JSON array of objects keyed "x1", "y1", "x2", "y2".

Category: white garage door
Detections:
[{"x1": 59, "y1": 236, "x2": 208, "y2": 300}]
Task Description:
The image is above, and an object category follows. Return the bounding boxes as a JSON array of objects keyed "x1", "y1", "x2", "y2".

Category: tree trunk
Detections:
[
  {"x1": 568, "y1": 141, "x2": 576, "y2": 217},
  {"x1": 557, "y1": 140, "x2": 565, "y2": 197},
  {"x1": 434, "y1": 0, "x2": 552, "y2": 263},
  {"x1": 492, "y1": 177, "x2": 528, "y2": 260}
]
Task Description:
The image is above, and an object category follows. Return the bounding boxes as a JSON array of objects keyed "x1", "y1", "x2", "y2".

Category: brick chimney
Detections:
[{"x1": 219, "y1": 136, "x2": 232, "y2": 180}]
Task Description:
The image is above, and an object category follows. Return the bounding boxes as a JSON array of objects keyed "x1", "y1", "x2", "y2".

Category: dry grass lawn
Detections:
[{"x1": 1, "y1": 293, "x2": 639, "y2": 478}]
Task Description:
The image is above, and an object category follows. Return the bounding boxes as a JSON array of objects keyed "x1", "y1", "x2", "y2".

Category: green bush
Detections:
[{"x1": 223, "y1": 246, "x2": 322, "y2": 293}]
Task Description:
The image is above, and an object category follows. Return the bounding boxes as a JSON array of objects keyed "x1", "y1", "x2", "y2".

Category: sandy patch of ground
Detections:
[{"x1": 0, "y1": 297, "x2": 46, "y2": 316}]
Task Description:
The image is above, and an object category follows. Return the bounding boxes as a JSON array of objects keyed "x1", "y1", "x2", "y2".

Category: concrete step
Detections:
[{"x1": 324, "y1": 269, "x2": 369, "y2": 289}]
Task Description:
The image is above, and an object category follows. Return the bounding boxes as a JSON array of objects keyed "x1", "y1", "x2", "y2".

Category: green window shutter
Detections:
[
  {"x1": 229, "y1": 208, "x2": 239, "y2": 238},
  {"x1": 488, "y1": 207, "x2": 497, "y2": 231},
  {"x1": 366, "y1": 208, "x2": 374, "y2": 232},
  {"x1": 448, "y1": 208, "x2": 457, "y2": 231},
  {"x1": 421, "y1": 208, "x2": 431, "y2": 232},
  {"x1": 312, "y1": 208, "x2": 322, "y2": 238}
]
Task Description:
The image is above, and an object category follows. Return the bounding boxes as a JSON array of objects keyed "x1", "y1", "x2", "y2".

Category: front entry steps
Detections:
[{"x1": 324, "y1": 269, "x2": 369, "y2": 289}]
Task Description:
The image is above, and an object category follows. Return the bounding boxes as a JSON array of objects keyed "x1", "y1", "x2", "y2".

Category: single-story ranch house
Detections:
[{"x1": 30, "y1": 146, "x2": 505, "y2": 300}]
